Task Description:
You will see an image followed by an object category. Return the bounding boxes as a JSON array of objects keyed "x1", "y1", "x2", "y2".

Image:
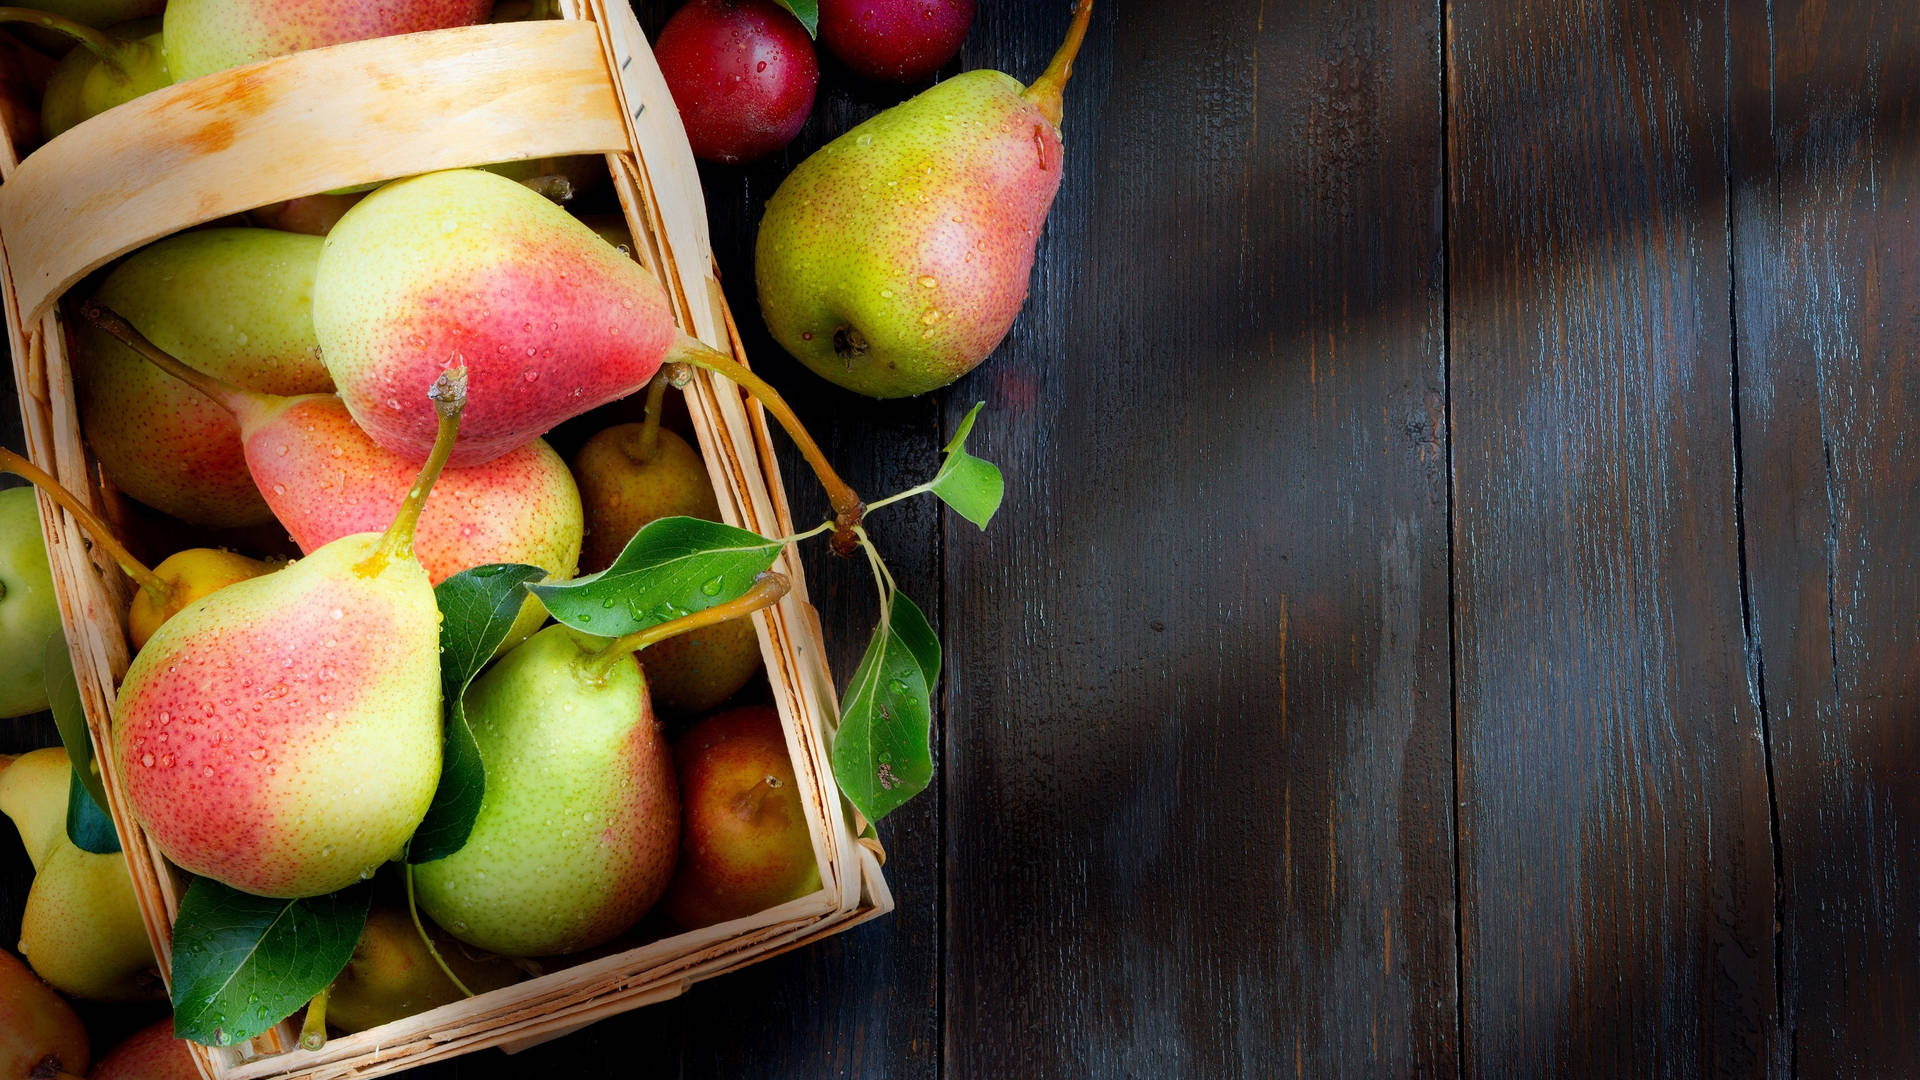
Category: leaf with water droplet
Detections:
[
  {"x1": 410, "y1": 563, "x2": 546, "y2": 864},
  {"x1": 46, "y1": 636, "x2": 118, "y2": 853},
  {"x1": 927, "y1": 402, "x2": 1004, "y2": 529},
  {"x1": 832, "y1": 589, "x2": 939, "y2": 822},
  {"x1": 531, "y1": 517, "x2": 782, "y2": 639},
  {"x1": 169, "y1": 877, "x2": 372, "y2": 1047}
]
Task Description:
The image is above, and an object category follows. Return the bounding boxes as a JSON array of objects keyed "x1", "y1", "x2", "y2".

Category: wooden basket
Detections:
[{"x1": 0, "y1": 4, "x2": 891, "y2": 1077}]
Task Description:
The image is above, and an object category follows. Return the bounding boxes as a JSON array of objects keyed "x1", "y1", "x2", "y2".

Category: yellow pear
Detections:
[{"x1": 0, "y1": 747, "x2": 161, "y2": 1001}]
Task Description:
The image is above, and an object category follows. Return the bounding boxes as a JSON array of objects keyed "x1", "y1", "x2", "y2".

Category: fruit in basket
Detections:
[
  {"x1": 0, "y1": 948, "x2": 88, "y2": 1080},
  {"x1": 0, "y1": 486, "x2": 60, "y2": 718},
  {"x1": 818, "y1": 0, "x2": 973, "y2": 83},
  {"x1": 161, "y1": 0, "x2": 494, "y2": 82},
  {"x1": 87, "y1": 311, "x2": 582, "y2": 646},
  {"x1": 755, "y1": 0, "x2": 1092, "y2": 397},
  {"x1": 654, "y1": 0, "x2": 819, "y2": 164},
  {"x1": 126, "y1": 547, "x2": 277, "y2": 650},
  {"x1": 315, "y1": 169, "x2": 683, "y2": 467},
  {"x1": 413, "y1": 624, "x2": 681, "y2": 957},
  {"x1": 660, "y1": 705, "x2": 822, "y2": 928},
  {"x1": 573, "y1": 423, "x2": 720, "y2": 573},
  {"x1": 2, "y1": 755, "x2": 160, "y2": 1002},
  {"x1": 4, "y1": 751, "x2": 159, "y2": 1003},
  {"x1": 90, "y1": 1019, "x2": 199, "y2": 1080},
  {"x1": 110, "y1": 371, "x2": 467, "y2": 899},
  {"x1": 327, "y1": 905, "x2": 524, "y2": 1032},
  {"x1": 0, "y1": 749, "x2": 67, "y2": 870},
  {"x1": 34, "y1": 15, "x2": 170, "y2": 138},
  {"x1": 73, "y1": 228, "x2": 330, "y2": 528},
  {"x1": 571, "y1": 420, "x2": 763, "y2": 712}
]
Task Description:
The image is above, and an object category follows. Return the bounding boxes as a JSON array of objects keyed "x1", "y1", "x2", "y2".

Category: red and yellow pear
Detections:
[
  {"x1": 163, "y1": 0, "x2": 493, "y2": 82},
  {"x1": 111, "y1": 370, "x2": 467, "y2": 899}
]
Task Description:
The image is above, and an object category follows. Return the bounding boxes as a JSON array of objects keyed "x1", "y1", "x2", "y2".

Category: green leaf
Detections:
[
  {"x1": 774, "y1": 0, "x2": 818, "y2": 37},
  {"x1": 65, "y1": 767, "x2": 119, "y2": 855},
  {"x1": 169, "y1": 878, "x2": 372, "y2": 1047},
  {"x1": 45, "y1": 635, "x2": 96, "y2": 801},
  {"x1": 409, "y1": 563, "x2": 546, "y2": 864},
  {"x1": 927, "y1": 403, "x2": 1004, "y2": 529},
  {"x1": 530, "y1": 517, "x2": 782, "y2": 639},
  {"x1": 831, "y1": 590, "x2": 939, "y2": 822}
]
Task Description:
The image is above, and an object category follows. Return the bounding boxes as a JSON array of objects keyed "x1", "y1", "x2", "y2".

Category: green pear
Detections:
[
  {"x1": 37, "y1": 16, "x2": 169, "y2": 138},
  {"x1": 414, "y1": 625, "x2": 680, "y2": 957},
  {"x1": 755, "y1": 0, "x2": 1092, "y2": 398},
  {"x1": 90, "y1": 1019, "x2": 199, "y2": 1080},
  {"x1": 0, "y1": 948, "x2": 88, "y2": 1080},
  {"x1": 110, "y1": 372, "x2": 467, "y2": 899},
  {"x1": 327, "y1": 905, "x2": 524, "y2": 1033},
  {"x1": 660, "y1": 706, "x2": 821, "y2": 929},
  {"x1": 0, "y1": 486, "x2": 59, "y2": 719},
  {"x1": 1, "y1": 748, "x2": 163, "y2": 1002},
  {"x1": 73, "y1": 228, "x2": 331, "y2": 527},
  {"x1": 163, "y1": 0, "x2": 494, "y2": 83}
]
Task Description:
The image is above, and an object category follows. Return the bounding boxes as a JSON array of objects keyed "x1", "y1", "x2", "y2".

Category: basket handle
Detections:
[{"x1": 0, "y1": 19, "x2": 629, "y2": 322}]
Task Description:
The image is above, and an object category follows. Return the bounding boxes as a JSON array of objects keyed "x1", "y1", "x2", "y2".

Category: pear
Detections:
[
  {"x1": 2, "y1": 748, "x2": 161, "y2": 1003},
  {"x1": 327, "y1": 905, "x2": 524, "y2": 1033},
  {"x1": 660, "y1": 706, "x2": 822, "y2": 929},
  {"x1": 572, "y1": 423, "x2": 720, "y2": 574},
  {"x1": 33, "y1": 16, "x2": 169, "y2": 138},
  {"x1": 413, "y1": 625, "x2": 680, "y2": 957},
  {"x1": 89, "y1": 1020, "x2": 199, "y2": 1080},
  {"x1": 127, "y1": 547, "x2": 277, "y2": 650},
  {"x1": 21, "y1": 843, "x2": 161, "y2": 1001},
  {"x1": 313, "y1": 169, "x2": 685, "y2": 467},
  {"x1": 0, "y1": 486, "x2": 60, "y2": 719},
  {"x1": 0, "y1": 949, "x2": 88, "y2": 1080},
  {"x1": 73, "y1": 228, "x2": 330, "y2": 527},
  {"x1": 86, "y1": 308, "x2": 581, "y2": 648},
  {"x1": 0, "y1": 447, "x2": 276, "y2": 652},
  {"x1": 0, "y1": 749, "x2": 68, "y2": 871},
  {"x1": 755, "y1": 0, "x2": 1093, "y2": 397},
  {"x1": 162, "y1": 0, "x2": 494, "y2": 83},
  {"x1": 110, "y1": 370, "x2": 467, "y2": 899},
  {"x1": 7, "y1": 1, "x2": 160, "y2": 29},
  {"x1": 571, "y1": 417, "x2": 762, "y2": 714}
]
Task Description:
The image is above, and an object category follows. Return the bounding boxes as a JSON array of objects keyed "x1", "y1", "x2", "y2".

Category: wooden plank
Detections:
[
  {"x1": 1447, "y1": 0, "x2": 1777, "y2": 1074},
  {"x1": 1729, "y1": 2, "x2": 1920, "y2": 1073},
  {"x1": 942, "y1": 1, "x2": 1454, "y2": 1074}
]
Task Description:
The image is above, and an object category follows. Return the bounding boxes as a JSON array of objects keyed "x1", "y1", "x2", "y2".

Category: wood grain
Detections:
[
  {"x1": 1447, "y1": 0, "x2": 1777, "y2": 1075},
  {"x1": 939, "y1": 0, "x2": 1454, "y2": 1075},
  {"x1": 1730, "y1": 1, "x2": 1920, "y2": 1073}
]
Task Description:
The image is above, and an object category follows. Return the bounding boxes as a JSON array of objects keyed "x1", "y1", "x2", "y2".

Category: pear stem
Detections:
[
  {"x1": 1023, "y1": 0, "x2": 1094, "y2": 128},
  {"x1": 298, "y1": 988, "x2": 329, "y2": 1051},
  {"x1": 588, "y1": 571, "x2": 789, "y2": 676},
  {"x1": 665, "y1": 335, "x2": 865, "y2": 556},
  {"x1": 0, "y1": 448, "x2": 169, "y2": 600},
  {"x1": 0, "y1": 8, "x2": 131, "y2": 74},
  {"x1": 632, "y1": 370, "x2": 670, "y2": 464},
  {"x1": 362, "y1": 369, "x2": 465, "y2": 571},
  {"x1": 79, "y1": 303, "x2": 269, "y2": 421},
  {"x1": 405, "y1": 863, "x2": 475, "y2": 998}
]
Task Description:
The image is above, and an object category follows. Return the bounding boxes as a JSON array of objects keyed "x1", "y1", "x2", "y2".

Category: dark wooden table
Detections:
[{"x1": 6, "y1": 0, "x2": 1918, "y2": 1075}]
